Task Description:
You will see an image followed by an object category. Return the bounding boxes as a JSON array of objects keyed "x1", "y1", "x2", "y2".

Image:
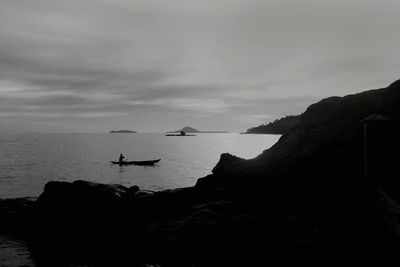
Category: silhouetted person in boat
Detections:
[{"x1": 119, "y1": 153, "x2": 125, "y2": 163}]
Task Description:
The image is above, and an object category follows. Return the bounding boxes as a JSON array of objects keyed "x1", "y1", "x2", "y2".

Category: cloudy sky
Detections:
[{"x1": 0, "y1": 0, "x2": 399, "y2": 133}]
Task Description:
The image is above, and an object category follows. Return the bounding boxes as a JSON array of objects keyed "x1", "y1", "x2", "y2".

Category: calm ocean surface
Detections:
[
  {"x1": 0, "y1": 133, "x2": 279, "y2": 266},
  {"x1": 0, "y1": 133, "x2": 280, "y2": 199}
]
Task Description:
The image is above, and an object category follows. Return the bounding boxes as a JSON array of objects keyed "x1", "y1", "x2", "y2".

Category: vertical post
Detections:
[
  {"x1": 361, "y1": 114, "x2": 390, "y2": 178},
  {"x1": 363, "y1": 122, "x2": 368, "y2": 177}
]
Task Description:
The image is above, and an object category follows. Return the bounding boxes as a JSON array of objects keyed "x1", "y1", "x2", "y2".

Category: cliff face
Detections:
[
  {"x1": 263, "y1": 82, "x2": 400, "y2": 162},
  {"x1": 206, "y1": 80, "x2": 400, "y2": 179}
]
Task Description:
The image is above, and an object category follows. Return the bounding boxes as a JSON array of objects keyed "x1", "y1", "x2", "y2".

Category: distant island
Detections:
[
  {"x1": 168, "y1": 126, "x2": 200, "y2": 133},
  {"x1": 167, "y1": 126, "x2": 229, "y2": 133},
  {"x1": 109, "y1": 130, "x2": 137, "y2": 133},
  {"x1": 244, "y1": 114, "x2": 302, "y2": 135}
]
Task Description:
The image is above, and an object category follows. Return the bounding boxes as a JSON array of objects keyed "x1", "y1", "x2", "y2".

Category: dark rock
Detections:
[
  {"x1": 0, "y1": 197, "x2": 36, "y2": 216},
  {"x1": 121, "y1": 185, "x2": 141, "y2": 201},
  {"x1": 36, "y1": 180, "x2": 128, "y2": 211},
  {"x1": 212, "y1": 153, "x2": 245, "y2": 174},
  {"x1": 154, "y1": 187, "x2": 198, "y2": 214},
  {"x1": 127, "y1": 185, "x2": 140, "y2": 195},
  {"x1": 0, "y1": 197, "x2": 36, "y2": 233},
  {"x1": 155, "y1": 187, "x2": 196, "y2": 201},
  {"x1": 34, "y1": 180, "x2": 130, "y2": 243},
  {"x1": 134, "y1": 189, "x2": 156, "y2": 198},
  {"x1": 201, "y1": 79, "x2": 400, "y2": 180},
  {"x1": 260, "y1": 81, "x2": 400, "y2": 164},
  {"x1": 377, "y1": 189, "x2": 400, "y2": 236}
]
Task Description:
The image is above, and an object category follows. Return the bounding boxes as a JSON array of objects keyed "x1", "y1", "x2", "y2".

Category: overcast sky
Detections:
[{"x1": 0, "y1": 0, "x2": 399, "y2": 133}]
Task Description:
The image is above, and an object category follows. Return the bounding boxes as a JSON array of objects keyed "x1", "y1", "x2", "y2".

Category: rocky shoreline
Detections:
[{"x1": 2, "y1": 80, "x2": 400, "y2": 266}]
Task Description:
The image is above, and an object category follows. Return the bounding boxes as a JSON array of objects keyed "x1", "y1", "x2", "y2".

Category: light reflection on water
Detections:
[{"x1": 0, "y1": 235, "x2": 35, "y2": 267}]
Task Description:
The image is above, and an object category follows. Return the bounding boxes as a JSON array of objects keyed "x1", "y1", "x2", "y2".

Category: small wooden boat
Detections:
[{"x1": 111, "y1": 159, "x2": 161, "y2": 166}]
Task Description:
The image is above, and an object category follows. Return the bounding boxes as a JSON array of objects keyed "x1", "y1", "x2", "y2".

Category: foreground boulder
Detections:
[
  {"x1": 0, "y1": 197, "x2": 35, "y2": 234},
  {"x1": 35, "y1": 180, "x2": 129, "y2": 222},
  {"x1": 37, "y1": 180, "x2": 129, "y2": 205}
]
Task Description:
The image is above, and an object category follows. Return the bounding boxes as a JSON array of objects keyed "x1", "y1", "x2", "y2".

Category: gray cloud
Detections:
[{"x1": 1, "y1": 0, "x2": 399, "y2": 133}]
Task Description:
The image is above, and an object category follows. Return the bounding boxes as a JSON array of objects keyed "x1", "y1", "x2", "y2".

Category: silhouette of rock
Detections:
[
  {"x1": 36, "y1": 180, "x2": 128, "y2": 209},
  {"x1": 0, "y1": 197, "x2": 35, "y2": 234},
  {"x1": 212, "y1": 153, "x2": 245, "y2": 174},
  {"x1": 202, "y1": 80, "x2": 400, "y2": 181}
]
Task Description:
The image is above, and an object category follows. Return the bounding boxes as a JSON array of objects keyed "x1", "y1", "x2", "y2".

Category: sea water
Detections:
[
  {"x1": 0, "y1": 133, "x2": 280, "y2": 266},
  {"x1": 0, "y1": 133, "x2": 280, "y2": 198}
]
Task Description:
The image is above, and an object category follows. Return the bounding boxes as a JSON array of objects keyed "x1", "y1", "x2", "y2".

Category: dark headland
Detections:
[
  {"x1": 109, "y1": 130, "x2": 137, "y2": 133},
  {"x1": 2, "y1": 80, "x2": 400, "y2": 266},
  {"x1": 244, "y1": 114, "x2": 302, "y2": 134}
]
